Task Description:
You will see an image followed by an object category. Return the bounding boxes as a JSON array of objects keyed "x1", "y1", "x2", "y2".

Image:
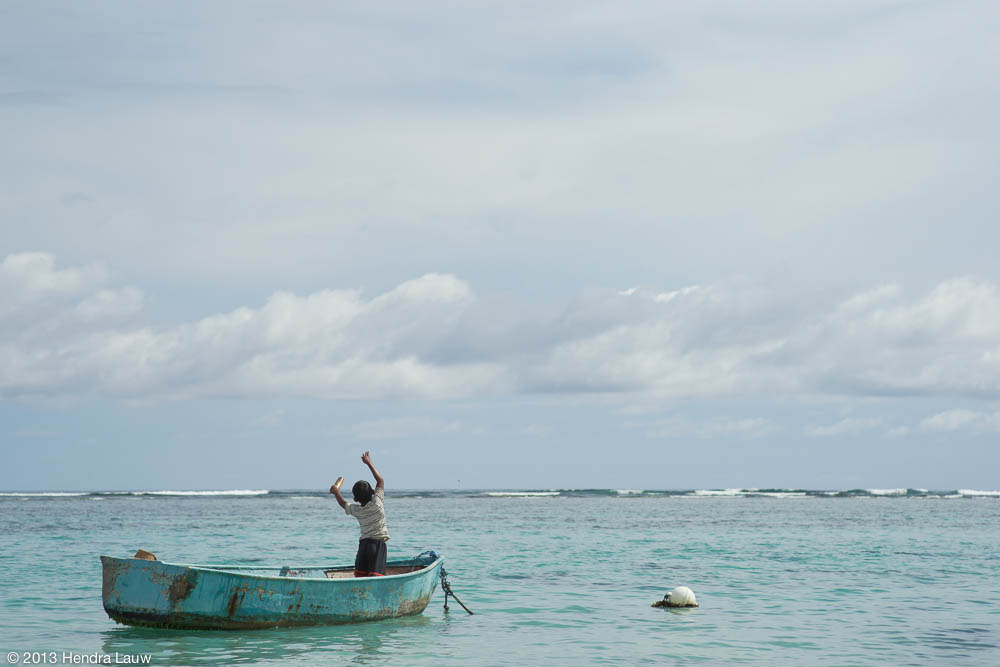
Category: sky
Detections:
[{"x1": 2, "y1": 0, "x2": 999, "y2": 491}]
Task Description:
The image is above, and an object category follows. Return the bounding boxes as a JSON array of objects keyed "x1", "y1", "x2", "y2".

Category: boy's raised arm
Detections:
[
  {"x1": 361, "y1": 451, "x2": 384, "y2": 490},
  {"x1": 329, "y1": 482, "x2": 348, "y2": 509}
]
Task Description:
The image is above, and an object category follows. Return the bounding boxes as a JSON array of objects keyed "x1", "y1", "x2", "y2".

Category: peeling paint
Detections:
[
  {"x1": 167, "y1": 571, "x2": 196, "y2": 604},
  {"x1": 100, "y1": 555, "x2": 442, "y2": 630}
]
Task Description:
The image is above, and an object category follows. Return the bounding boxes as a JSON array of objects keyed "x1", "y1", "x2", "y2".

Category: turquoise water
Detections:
[{"x1": 2, "y1": 491, "x2": 998, "y2": 665}]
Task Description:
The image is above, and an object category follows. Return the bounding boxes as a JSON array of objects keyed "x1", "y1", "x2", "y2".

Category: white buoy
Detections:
[{"x1": 665, "y1": 586, "x2": 698, "y2": 607}]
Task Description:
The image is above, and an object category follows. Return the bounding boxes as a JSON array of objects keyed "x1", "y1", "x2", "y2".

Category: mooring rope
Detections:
[
  {"x1": 441, "y1": 568, "x2": 472, "y2": 615},
  {"x1": 440, "y1": 569, "x2": 474, "y2": 615},
  {"x1": 415, "y1": 550, "x2": 473, "y2": 615}
]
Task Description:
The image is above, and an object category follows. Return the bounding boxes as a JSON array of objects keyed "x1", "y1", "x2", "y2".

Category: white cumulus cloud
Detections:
[
  {"x1": 0, "y1": 253, "x2": 504, "y2": 400},
  {"x1": 920, "y1": 409, "x2": 1000, "y2": 433},
  {"x1": 3, "y1": 253, "x2": 1000, "y2": 405}
]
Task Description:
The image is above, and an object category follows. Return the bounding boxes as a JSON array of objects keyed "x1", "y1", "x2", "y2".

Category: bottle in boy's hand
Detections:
[{"x1": 330, "y1": 477, "x2": 344, "y2": 494}]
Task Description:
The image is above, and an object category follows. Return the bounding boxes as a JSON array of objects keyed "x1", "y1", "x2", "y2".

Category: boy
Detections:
[{"x1": 330, "y1": 451, "x2": 389, "y2": 577}]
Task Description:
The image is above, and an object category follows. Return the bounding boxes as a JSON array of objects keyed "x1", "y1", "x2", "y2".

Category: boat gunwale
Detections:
[{"x1": 100, "y1": 555, "x2": 443, "y2": 583}]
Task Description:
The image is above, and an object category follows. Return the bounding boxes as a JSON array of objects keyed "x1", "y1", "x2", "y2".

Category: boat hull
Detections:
[{"x1": 101, "y1": 555, "x2": 442, "y2": 630}]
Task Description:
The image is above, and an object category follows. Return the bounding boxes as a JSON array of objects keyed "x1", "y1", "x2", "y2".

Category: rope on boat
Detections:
[{"x1": 415, "y1": 550, "x2": 474, "y2": 615}]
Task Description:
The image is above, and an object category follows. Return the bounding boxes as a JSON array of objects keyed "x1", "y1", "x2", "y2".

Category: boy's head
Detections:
[{"x1": 352, "y1": 480, "x2": 374, "y2": 505}]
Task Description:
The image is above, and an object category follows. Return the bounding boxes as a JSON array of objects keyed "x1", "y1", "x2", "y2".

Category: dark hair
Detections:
[{"x1": 352, "y1": 480, "x2": 374, "y2": 505}]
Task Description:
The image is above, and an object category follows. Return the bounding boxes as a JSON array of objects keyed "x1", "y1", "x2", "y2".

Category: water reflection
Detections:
[{"x1": 101, "y1": 615, "x2": 433, "y2": 665}]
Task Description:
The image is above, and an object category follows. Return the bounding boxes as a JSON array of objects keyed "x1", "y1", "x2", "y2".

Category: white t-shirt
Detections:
[{"x1": 345, "y1": 486, "x2": 389, "y2": 541}]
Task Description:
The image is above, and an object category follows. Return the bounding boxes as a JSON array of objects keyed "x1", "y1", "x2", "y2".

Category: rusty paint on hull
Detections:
[
  {"x1": 105, "y1": 589, "x2": 434, "y2": 630},
  {"x1": 100, "y1": 555, "x2": 441, "y2": 630}
]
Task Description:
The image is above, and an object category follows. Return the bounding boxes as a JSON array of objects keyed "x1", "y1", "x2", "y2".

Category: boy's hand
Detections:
[
  {"x1": 361, "y1": 450, "x2": 383, "y2": 490},
  {"x1": 329, "y1": 482, "x2": 347, "y2": 508}
]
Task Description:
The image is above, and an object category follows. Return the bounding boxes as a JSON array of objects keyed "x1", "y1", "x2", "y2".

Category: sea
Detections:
[{"x1": 1, "y1": 488, "x2": 998, "y2": 665}]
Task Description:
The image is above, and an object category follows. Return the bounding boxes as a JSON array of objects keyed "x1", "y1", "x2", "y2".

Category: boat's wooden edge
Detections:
[{"x1": 100, "y1": 555, "x2": 443, "y2": 583}]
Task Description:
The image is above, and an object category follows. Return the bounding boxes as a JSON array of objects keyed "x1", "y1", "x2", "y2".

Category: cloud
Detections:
[
  {"x1": 0, "y1": 254, "x2": 504, "y2": 400},
  {"x1": 519, "y1": 423, "x2": 550, "y2": 436},
  {"x1": 73, "y1": 288, "x2": 144, "y2": 322},
  {"x1": 2, "y1": 0, "x2": 997, "y2": 301},
  {"x1": 249, "y1": 409, "x2": 286, "y2": 428},
  {"x1": 805, "y1": 278, "x2": 1000, "y2": 397},
  {"x1": 346, "y1": 417, "x2": 481, "y2": 441},
  {"x1": 920, "y1": 409, "x2": 1000, "y2": 433},
  {"x1": 653, "y1": 286, "x2": 705, "y2": 304},
  {"x1": 805, "y1": 418, "x2": 882, "y2": 438},
  {"x1": 646, "y1": 416, "x2": 775, "y2": 440},
  {"x1": 0, "y1": 252, "x2": 107, "y2": 314},
  {"x1": 524, "y1": 277, "x2": 1000, "y2": 400},
  {"x1": 2, "y1": 253, "x2": 1000, "y2": 404}
]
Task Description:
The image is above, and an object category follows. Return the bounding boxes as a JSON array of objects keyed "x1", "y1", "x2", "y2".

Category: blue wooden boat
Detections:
[{"x1": 100, "y1": 553, "x2": 443, "y2": 629}]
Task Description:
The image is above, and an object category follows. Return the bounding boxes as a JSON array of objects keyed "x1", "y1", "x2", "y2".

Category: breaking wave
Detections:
[
  {"x1": 2, "y1": 488, "x2": 998, "y2": 500},
  {"x1": 0, "y1": 489, "x2": 270, "y2": 498},
  {"x1": 482, "y1": 491, "x2": 561, "y2": 497}
]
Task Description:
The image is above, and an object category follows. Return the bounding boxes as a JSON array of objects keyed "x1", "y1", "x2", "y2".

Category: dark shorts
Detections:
[{"x1": 354, "y1": 538, "x2": 387, "y2": 577}]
